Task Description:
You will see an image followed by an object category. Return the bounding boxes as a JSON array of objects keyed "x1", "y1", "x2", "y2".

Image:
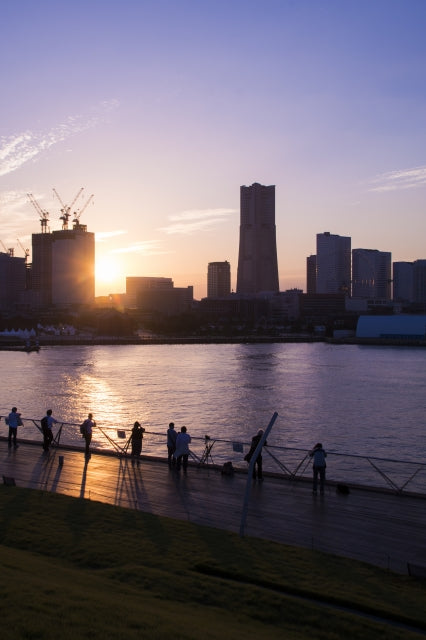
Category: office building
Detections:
[
  {"x1": 316, "y1": 232, "x2": 351, "y2": 295},
  {"x1": 413, "y1": 260, "x2": 426, "y2": 305},
  {"x1": 306, "y1": 255, "x2": 317, "y2": 294},
  {"x1": 352, "y1": 249, "x2": 391, "y2": 299},
  {"x1": 0, "y1": 251, "x2": 26, "y2": 311},
  {"x1": 126, "y1": 276, "x2": 193, "y2": 315},
  {"x1": 207, "y1": 261, "x2": 231, "y2": 298},
  {"x1": 236, "y1": 183, "x2": 279, "y2": 295},
  {"x1": 393, "y1": 262, "x2": 414, "y2": 303}
]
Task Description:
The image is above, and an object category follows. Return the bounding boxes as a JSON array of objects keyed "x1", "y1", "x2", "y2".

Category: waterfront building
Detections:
[
  {"x1": 352, "y1": 249, "x2": 391, "y2": 299},
  {"x1": 126, "y1": 276, "x2": 193, "y2": 315},
  {"x1": 393, "y1": 262, "x2": 414, "y2": 303},
  {"x1": 236, "y1": 183, "x2": 279, "y2": 295},
  {"x1": 413, "y1": 259, "x2": 426, "y2": 306},
  {"x1": 207, "y1": 261, "x2": 231, "y2": 298},
  {"x1": 0, "y1": 251, "x2": 26, "y2": 311},
  {"x1": 31, "y1": 226, "x2": 95, "y2": 307},
  {"x1": 356, "y1": 315, "x2": 426, "y2": 340},
  {"x1": 306, "y1": 254, "x2": 316, "y2": 294},
  {"x1": 316, "y1": 232, "x2": 351, "y2": 295}
]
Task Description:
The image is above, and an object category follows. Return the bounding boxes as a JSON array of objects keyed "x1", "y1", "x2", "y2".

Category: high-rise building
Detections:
[
  {"x1": 236, "y1": 183, "x2": 279, "y2": 295},
  {"x1": 316, "y1": 232, "x2": 351, "y2": 295},
  {"x1": 352, "y1": 249, "x2": 391, "y2": 299},
  {"x1": 393, "y1": 262, "x2": 414, "y2": 302},
  {"x1": 413, "y1": 259, "x2": 426, "y2": 305},
  {"x1": 31, "y1": 225, "x2": 95, "y2": 307},
  {"x1": 0, "y1": 251, "x2": 26, "y2": 311},
  {"x1": 207, "y1": 261, "x2": 231, "y2": 298},
  {"x1": 306, "y1": 255, "x2": 317, "y2": 294}
]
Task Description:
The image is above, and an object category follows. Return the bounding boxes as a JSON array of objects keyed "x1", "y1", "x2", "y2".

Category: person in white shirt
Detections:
[{"x1": 174, "y1": 426, "x2": 191, "y2": 474}]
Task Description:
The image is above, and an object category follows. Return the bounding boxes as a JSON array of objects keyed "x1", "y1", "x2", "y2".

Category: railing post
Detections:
[{"x1": 240, "y1": 412, "x2": 278, "y2": 537}]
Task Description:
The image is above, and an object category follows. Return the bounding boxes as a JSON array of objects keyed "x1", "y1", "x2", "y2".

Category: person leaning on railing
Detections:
[{"x1": 309, "y1": 442, "x2": 327, "y2": 495}]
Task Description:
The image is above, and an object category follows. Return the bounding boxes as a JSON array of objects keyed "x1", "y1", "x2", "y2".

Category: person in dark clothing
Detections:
[
  {"x1": 81, "y1": 413, "x2": 96, "y2": 458},
  {"x1": 309, "y1": 442, "x2": 327, "y2": 494},
  {"x1": 244, "y1": 429, "x2": 267, "y2": 481},
  {"x1": 42, "y1": 409, "x2": 57, "y2": 451},
  {"x1": 166, "y1": 422, "x2": 177, "y2": 468},
  {"x1": 131, "y1": 421, "x2": 145, "y2": 466}
]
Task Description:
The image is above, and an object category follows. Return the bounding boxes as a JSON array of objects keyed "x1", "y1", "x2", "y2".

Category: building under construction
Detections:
[{"x1": 26, "y1": 189, "x2": 95, "y2": 308}]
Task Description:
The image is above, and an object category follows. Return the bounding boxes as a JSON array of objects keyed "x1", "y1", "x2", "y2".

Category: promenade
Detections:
[{"x1": 1, "y1": 440, "x2": 426, "y2": 575}]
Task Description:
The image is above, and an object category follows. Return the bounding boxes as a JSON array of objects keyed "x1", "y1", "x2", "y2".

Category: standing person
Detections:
[
  {"x1": 244, "y1": 429, "x2": 267, "y2": 481},
  {"x1": 130, "y1": 421, "x2": 145, "y2": 466},
  {"x1": 166, "y1": 422, "x2": 177, "y2": 468},
  {"x1": 309, "y1": 442, "x2": 327, "y2": 495},
  {"x1": 174, "y1": 426, "x2": 191, "y2": 474},
  {"x1": 41, "y1": 409, "x2": 58, "y2": 451},
  {"x1": 6, "y1": 407, "x2": 22, "y2": 449},
  {"x1": 81, "y1": 413, "x2": 96, "y2": 458}
]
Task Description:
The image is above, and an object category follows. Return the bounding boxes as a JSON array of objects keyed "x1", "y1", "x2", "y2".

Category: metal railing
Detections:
[{"x1": 2, "y1": 415, "x2": 426, "y2": 496}]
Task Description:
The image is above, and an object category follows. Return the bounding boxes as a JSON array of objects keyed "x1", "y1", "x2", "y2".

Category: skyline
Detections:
[{"x1": 1, "y1": 1, "x2": 426, "y2": 299}]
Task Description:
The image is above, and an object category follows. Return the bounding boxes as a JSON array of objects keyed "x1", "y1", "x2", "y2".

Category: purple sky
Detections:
[{"x1": 1, "y1": 0, "x2": 426, "y2": 298}]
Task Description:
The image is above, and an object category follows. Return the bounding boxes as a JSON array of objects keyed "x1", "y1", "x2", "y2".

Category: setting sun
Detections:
[{"x1": 95, "y1": 256, "x2": 124, "y2": 295}]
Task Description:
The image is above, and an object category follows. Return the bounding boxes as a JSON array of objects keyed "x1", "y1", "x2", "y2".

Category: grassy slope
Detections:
[{"x1": 0, "y1": 486, "x2": 425, "y2": 639}]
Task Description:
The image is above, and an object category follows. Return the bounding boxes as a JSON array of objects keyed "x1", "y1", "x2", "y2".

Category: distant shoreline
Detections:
[{"x1": 1, "y1": 335, "x2": 426, "y2": 348}]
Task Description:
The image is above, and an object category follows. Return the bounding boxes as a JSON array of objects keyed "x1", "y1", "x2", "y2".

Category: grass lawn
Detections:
[{"x1": 0, "y1": 486, "x2": 425, "y2": 639}]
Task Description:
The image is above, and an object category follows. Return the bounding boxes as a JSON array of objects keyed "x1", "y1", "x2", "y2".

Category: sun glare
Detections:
[{"x1": 95, "y1": 257, "x2": 121, "y2": 285}]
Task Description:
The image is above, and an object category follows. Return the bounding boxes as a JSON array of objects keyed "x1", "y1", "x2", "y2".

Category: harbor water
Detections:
[{"x1": 1, "y1": 343, "x2": 426, "y2": 490}]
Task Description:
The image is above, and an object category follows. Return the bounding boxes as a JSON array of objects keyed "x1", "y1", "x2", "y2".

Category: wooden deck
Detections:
[{"x1": 1, "y1": 441, "x2": 426, "y2": 574}]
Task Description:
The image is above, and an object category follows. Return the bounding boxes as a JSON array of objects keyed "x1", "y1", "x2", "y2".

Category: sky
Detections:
[{"x1": 1, "y1": 0, "x2": 426, "y2": 299}]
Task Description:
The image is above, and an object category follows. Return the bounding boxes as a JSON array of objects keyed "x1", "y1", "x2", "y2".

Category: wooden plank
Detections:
[{"x1": 1, "y1": 442, "x2": 425, "y2": 574}]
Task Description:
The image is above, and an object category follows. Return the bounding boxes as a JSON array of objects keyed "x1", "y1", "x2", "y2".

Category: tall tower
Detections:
[
  {"x1": 207, "y1": 261, "x2": 231, "y2": 298},
  {"x1": 316, "y1": 232, "x2": 351, "y2": 295},
  {"x1": 236, "y1": 183, "x2": 279, "y2": 295}
]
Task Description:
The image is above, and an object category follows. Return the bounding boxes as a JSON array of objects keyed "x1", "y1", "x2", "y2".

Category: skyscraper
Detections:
[
  {"x1": 316, "y1": 232, "x2": 351, "y2": 295},
  {"x1": 236, "y1": 183, "x2": 279, "y2": 295},
  {"x1": 207, "y1": 261, "x2": 231, "y2": 298},
  {"x1": 352, "y1": 249, "x2": 391, "y2": 299}
]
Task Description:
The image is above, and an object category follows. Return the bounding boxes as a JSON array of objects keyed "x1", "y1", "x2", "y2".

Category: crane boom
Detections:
[
  {"x1": 53, "y1": 187, "x2": 84, "y2": 230},
  {"x1": 73, "y1": 193, "x2": 94, "y2": 228},
  {"x1": 27, "y1": 193, "x2": 49, "y2": 232},
  {"x1": 17, "y1": 239, "x2": 30, "y2": 263}
]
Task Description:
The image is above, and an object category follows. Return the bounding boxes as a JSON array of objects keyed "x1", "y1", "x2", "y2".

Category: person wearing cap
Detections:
[
  {"x1": 166, "y1": 422, "x2": 177, "y2": 468},
  {"x1": 244, "y1": 429, "x2": 267, "y2": 481},
  {"x1": 130, "y1": 421, "x2": 145, "y2": 466},
  {"x1": 309, "y1": 442, "x2": 327, "y2": 494}
]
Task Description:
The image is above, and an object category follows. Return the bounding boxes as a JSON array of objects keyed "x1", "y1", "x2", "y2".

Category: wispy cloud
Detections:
[
  {"x1": 369, "y1": 166, "x2": 426, "y2": 192},
  {"x1": 0, "y1": 100, "x2": 119, "y2": 177},
  {"x1": 159, "y1": 208, "x2": 236, "y2": 235},
  {"x1": 95, "y1": 230, "x2": 127, "y2": 242},
  {"x1": 112, "y1": 240, "x2": 169, "y2": 255},
  {"x1": 0, "y1": 191, "x2": 37, "y2": 238}
]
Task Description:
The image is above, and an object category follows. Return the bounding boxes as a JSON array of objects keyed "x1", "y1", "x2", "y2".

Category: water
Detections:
[{"x1": 1, "y1": 343, "x2": 425, "y2": 465}]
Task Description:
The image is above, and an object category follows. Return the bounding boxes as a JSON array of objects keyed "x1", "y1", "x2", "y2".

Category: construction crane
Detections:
[
  {"x1": 27, "y1": 193, "x2": 49, "y2": 233},
  {"x1": 0, "y1": 240, "x2": 14, "y2": 256},
  {"x1": 73, "y1": 193, "x2": 94, "y2": 229},
  {"x1": 17, "y1": 239, "x2": 30, "y2": 263},
  {"x1": 53, "y1": 187, "x2": 84, "y2": 230}
]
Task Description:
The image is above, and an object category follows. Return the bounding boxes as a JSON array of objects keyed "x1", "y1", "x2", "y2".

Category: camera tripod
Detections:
[{"x1": 199, "y1": 437, "x2": 215, "y2": 465}]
